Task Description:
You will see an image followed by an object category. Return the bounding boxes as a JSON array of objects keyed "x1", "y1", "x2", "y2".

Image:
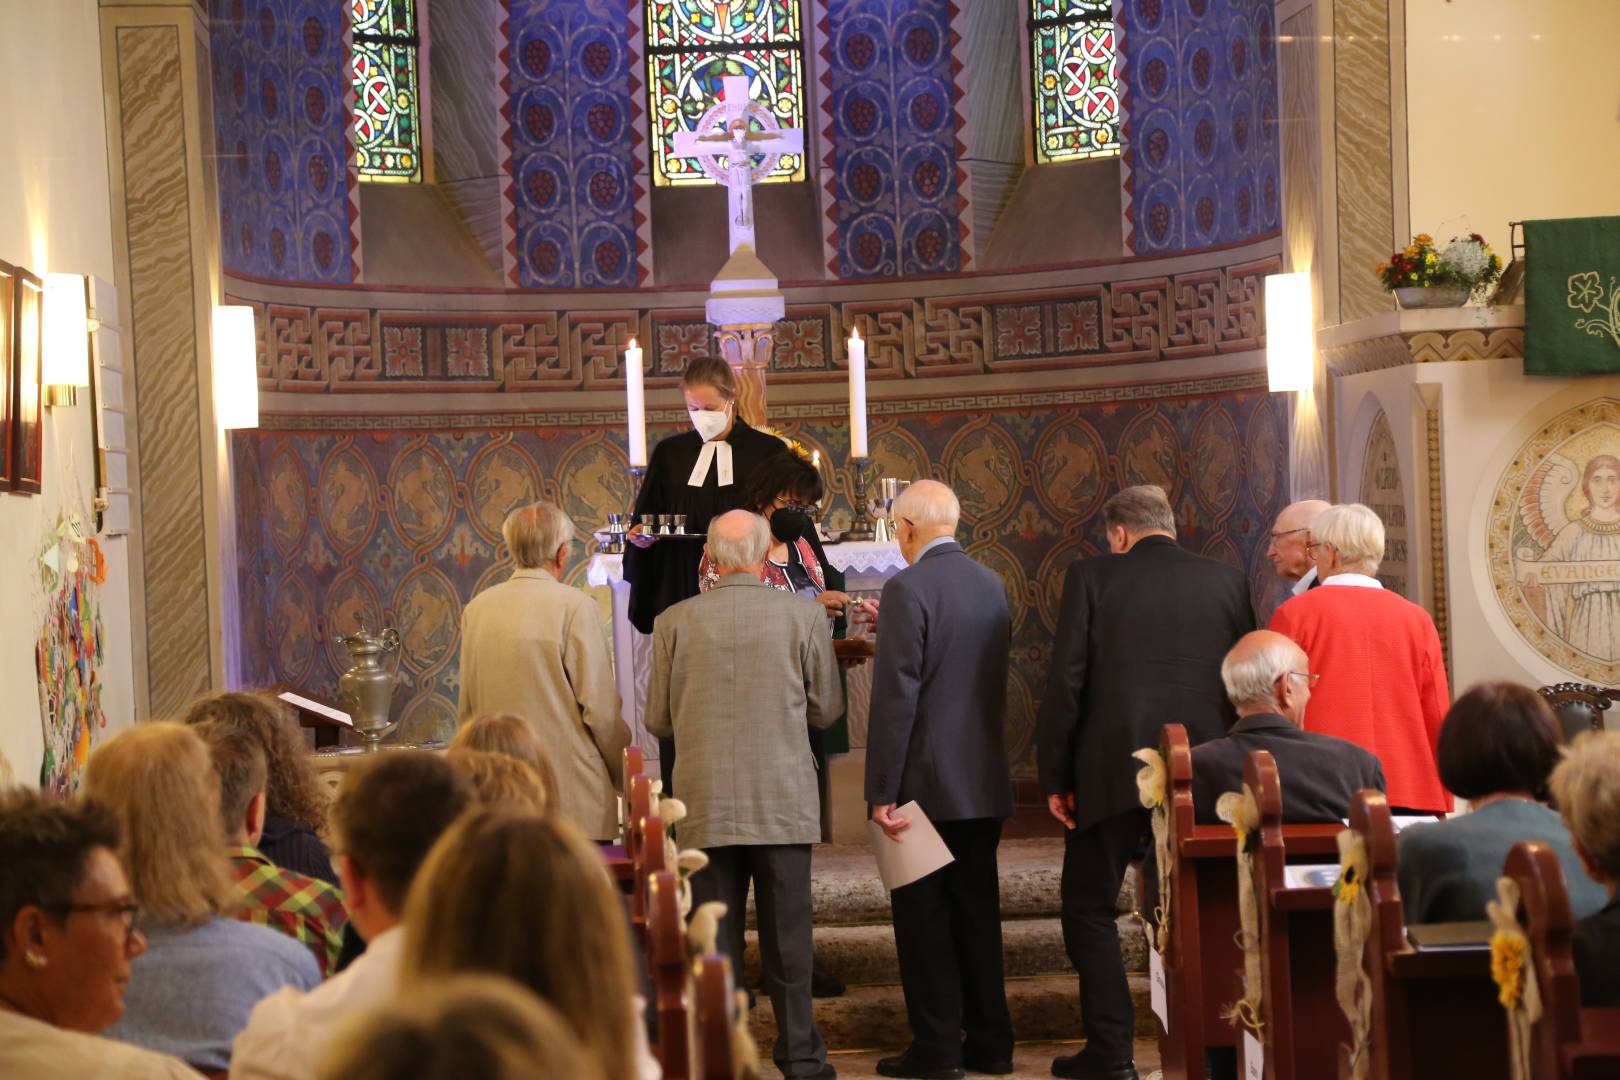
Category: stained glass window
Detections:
[
  {"x1": 351, "y1": 0, "x2": 422, "y2": 182},
  {"x1": 1029, "y1": 0, "x2": 1120, "y2": 164},
  {"x1": 645, "y1": 0, "x2": 806, "y2": 186}
]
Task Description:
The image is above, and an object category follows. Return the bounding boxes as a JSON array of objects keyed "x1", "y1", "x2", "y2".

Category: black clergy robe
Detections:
[{"x1": 624, "y1": 417, "x2": 788, "y2": 635}]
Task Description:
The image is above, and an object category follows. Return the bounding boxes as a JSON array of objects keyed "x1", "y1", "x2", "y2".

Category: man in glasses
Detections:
[
  {"x1": 1265, "y1": 499, "x2": 1330, "y2": 595},
  {"x1": 1189, "y1": 630, "x2": 1385, "y2": 823}
]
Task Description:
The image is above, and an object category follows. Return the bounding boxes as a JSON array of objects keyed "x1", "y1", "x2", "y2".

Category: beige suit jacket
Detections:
[
  {"x1": 645, "y1": 574, "x2": 842, "y2": 849},
  {"x1": 457, "y1": 568, "x2": 628, "y2": 840}
]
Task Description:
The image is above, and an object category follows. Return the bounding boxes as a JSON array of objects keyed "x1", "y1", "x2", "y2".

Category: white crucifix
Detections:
[{"x1": 671, "y1": 75, "x2": 804, "y2": 255}]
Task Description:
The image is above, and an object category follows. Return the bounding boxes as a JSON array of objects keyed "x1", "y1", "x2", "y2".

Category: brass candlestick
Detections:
[{"x1": 845, "y1": 457, "x2": 876, "y2": 541}]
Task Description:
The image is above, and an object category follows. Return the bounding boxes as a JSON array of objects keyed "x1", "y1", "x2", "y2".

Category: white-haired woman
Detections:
[
  {"x1": 1550, "y1": 730, "x2": 1620, "y2": 1006},
  {"x1": 1268, "y1": 503, "x2": 1451, "y2": 813}
]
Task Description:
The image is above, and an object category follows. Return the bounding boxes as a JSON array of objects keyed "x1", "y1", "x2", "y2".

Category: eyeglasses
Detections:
[
  {"x1": 1304, "y1": 540, "x2": 1329, "y2": 553},
  {"x1": 1268, "y1": 527, "x2": 1309, "y2": 542},
  {"x1": 1286, "y1": 671, "x2": 1322, "y2": 686},
  {"x1": 46, "y1": 899, "x2": 143, "y2": 940}
]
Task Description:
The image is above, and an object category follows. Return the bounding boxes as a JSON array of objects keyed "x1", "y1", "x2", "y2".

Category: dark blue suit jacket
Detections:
[{"x1": 864, "y1": 541, "x2": 1014, "y2": 821}]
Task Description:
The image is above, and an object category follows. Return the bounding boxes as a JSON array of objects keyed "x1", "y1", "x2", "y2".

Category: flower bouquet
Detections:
[{"x1": 1376, "y1": 232, "x2": 1503, "y2": 307}]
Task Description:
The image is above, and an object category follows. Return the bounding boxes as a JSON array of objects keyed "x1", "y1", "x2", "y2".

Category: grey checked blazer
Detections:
[{"x1": 645, "y1": 574, "x2": 843, "y2": 849}]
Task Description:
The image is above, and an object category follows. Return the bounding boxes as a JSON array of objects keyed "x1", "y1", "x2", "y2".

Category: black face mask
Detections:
[{"x1": 769, "y1": 507, "x2": 813, "y2": 543}]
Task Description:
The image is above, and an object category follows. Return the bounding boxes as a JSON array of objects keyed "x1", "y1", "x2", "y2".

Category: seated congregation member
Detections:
[
  {"x1": 85, "y1": 724, "x2": 320, "y2": 1071},
  {"x1": 1192, "y1": 630, "x2": 1385, "y2": 823},
  {"x1": 646, "y1": 509, "x2": 842, "y2": 1080},
  {"x1": 1399, "y1": 682, "x2": 1607, "y2": 924},
  {"x1": 401, "y1": 809, "x2": 655, "y2": 1080},
  {"x1": 865, "y1": 480, "x2": 1015, "y2": 1079},
  {"x1": 0, "y1": 789, "x2": 199, "y2": 1079},
  {"x1": 231, "y1": 753, "x2": 472, "y2": 1080},
  {"x1": 183, "y1": 692, "x2": 337, "y2": 885},
  {"x1": 1549, "y1": 730, "x2": 1620, "y2": 1006},
  {"x1": 456, "y1": 500, "x2": 629, "y2": 842},
  {"x1": 449, "y1": 712, "x2": 560, "y2": 803},
  {"x1": 196, "y1": 722, "x2": 347, "y2": 975},
  {"x1": 1269, "y1": 503, "x2": 1451, "y2": 813},
  {"x1": 447, "y1": 747, "x2": 550, "y2": 812},
  {"x1": 317, "y1": 975, "x2": 602, "y2": 1080}
]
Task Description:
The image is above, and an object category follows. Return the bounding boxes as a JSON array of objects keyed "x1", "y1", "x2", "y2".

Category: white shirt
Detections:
[
  {"x1": 1291, "y1": 565, "x2": 1318, "y2": 595},
  {"x1": 230, "y1": 926, "x2": 404, "y2": 1080},
  {"x1": 0, "y1": 1008, "x2": 200, "y2": 1080},
  {"x1": 1322, "y1": 572, "x2": 1384, "y2": 589}
]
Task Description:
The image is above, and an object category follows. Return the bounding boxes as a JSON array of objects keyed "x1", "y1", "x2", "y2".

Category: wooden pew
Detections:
[
  {"x1": 633, "y1": 815, "x2": 670, "y2": 949},
  {"x1": 1504, "y1": 840, "x2": 1620, "y2": 1079},
  {"x1": 1345, "y1": 790, "x2": 1509, "y2": 1079},
  {"x1": 1243, "y1": 750, "x2": 1348, "y2": 1079},
  {"x1": 626, "y1": 773, "x2": 654, "y2": 916},
  {"x1": 692, "y1": 953, "x2": 742, "y2": 1080},
  {"x1": 605, "y1": 747, "x2": 647, "y2": 890},
  {"x1": 1156, "y1": 725, "x2": 1342, "y2": 1080},
  {"x1": 648, "y1": 869, "x2": 692, "y2": 1080}
]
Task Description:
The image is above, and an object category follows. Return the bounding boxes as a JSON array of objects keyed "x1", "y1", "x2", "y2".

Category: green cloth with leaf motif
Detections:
[{"x1": 1524, "y1": 216, "x2": 1620, "y2": 374}]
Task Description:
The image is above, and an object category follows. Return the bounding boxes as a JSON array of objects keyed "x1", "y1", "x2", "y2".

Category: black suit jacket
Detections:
[
  {"x1": 1188, "y1": 712, "x2": 1385, "y2": 824},
  {"x1": 865, "y1": 541, "x2": 1014, "y2": 821},
  {"x1": 1037, "y1": 535, "x2": 1254, "y2": 829}
]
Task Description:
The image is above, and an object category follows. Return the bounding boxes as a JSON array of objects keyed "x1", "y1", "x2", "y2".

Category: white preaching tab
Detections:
[
  {"x1": 277, "y1": 690, "x2": 353, "y2": 728},
  {"x1": 1149, "y1": 946, "x2": 1168, "y2": 1033},
  {"x1": 866, "y1": 801, "x2": 954, "y2": 891},
  {"x1": 1243, "y1": 1030, "x2": 1264, "y2": 1080}
]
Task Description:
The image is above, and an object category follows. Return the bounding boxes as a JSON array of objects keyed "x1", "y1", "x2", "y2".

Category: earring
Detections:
[{"x1": 23, "y1": 950, "x2": 47, "y2": 970}]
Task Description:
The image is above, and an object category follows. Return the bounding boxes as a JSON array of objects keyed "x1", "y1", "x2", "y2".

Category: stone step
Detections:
[
  {"x1": 739, "y1": 839, "x2": 1138, "y2": 927},
  {"x1": 743, "y1": 915, "x2": 1148, "y2": 987},
  {"x1": 746, "y1": 973, "x2": 1156, "y2": 1054}
]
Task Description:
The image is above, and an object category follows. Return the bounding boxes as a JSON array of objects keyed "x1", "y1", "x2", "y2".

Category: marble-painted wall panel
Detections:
[
  {"x1": 429, "y1": 0, "x2": 504, "y2": 270},
  {"x1": 116, "y1": 25, "x2": 215, "y2": 717},
  {"x1": 232, "y1": 378, "x2": 1291, "y2": 774},
  {"x1": 210, "y1": 0, "x2": 356, "y2": 283},
  {"x1": 1332, "y1": 0, "x2": 1394, "y2": 323},
  {"x1": 1119, "y1": 0, "x2": 1281, "y2": 255}
]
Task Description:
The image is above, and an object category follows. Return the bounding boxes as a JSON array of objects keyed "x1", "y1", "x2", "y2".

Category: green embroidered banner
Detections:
[{"x1": 1524, "y1": 215, "x2": 1620, "y2": 375}]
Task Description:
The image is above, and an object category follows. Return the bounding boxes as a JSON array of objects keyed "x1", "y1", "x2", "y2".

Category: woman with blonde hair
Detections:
[
  {"x1": 401, "y1": 809, "x2": 652, "y2": 1080},
  {"x1": 1550, "y1": 729, "x2": 1620, "y2": 1006},
  {"x1": 449, "y1": 713, "x2": 560, "y2": 803},
  {"x1": 84, "y1": 723, "x2": 320, "y2": 1072},
  {"x1": 446, "y1": 748, "x2": 550, "y2": 812},
  {"x1": 183, "y1": 691, "x2": 336, "y2": 884},
  {"x1": 318, "y1": 974, "x2": 603, "y2": 1080}
]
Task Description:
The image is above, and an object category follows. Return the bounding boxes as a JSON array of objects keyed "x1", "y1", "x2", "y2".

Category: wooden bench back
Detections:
[
  {"x1": 693, "y1": 953, "x2": 742, "y2": 1079},
  {"x1": 1157, "y1": 726, "x2": 1342, "y2": 1080},
  {"x1": 1346, "y1": 789, "x2": 1508, "y2": 1080},
  {"x1": 1505, "y1": 840, "x2": 1620, "y2": 1079},
  {"x1": 648, "y1": 869, "x2": 692, "y2": 1080}
]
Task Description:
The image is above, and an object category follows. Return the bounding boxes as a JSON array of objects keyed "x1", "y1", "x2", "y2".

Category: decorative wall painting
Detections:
[
  {"x1": 11, "y1": 266, "x2": 43, "y2": 494},
  {"x1": 0, "y1": 259, "x2": 14, "y2": 488},
  {"x1": 36, "y1": 511, "x2": 108, "y2": 795}
]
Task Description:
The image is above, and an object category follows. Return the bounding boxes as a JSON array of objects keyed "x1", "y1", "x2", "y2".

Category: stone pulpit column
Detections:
[{"x1": 708, "y1": 246, "x2": 783, "y2": 428}]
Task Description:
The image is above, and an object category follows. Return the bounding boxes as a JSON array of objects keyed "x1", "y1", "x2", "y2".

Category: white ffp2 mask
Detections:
[{"x1": 689, "y1": 406, "x2": 729, "y2": 442}]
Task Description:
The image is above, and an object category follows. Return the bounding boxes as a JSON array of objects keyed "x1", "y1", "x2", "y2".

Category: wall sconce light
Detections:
[
  {"x1": 211, "y1": 305, "x2": 259, "y2": 430},
  {"x1": 43, "y1": 273, "x2": 92, "y2": 408},
  {"x1": 1265, "y1": 272, "x2": 1314, "y2": 393}
]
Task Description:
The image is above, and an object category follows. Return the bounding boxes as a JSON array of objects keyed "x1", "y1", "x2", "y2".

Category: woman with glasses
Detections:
[
  {"x1": 84, "y1": 723, "x2": 321, "y2": 1074},
  {"x1": 0, "y1": 788, "x2": 198, "y2": 1078}
]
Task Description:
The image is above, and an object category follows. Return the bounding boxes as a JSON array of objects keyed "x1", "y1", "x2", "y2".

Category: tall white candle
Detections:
[
  {"x1": 848, "y1": 326, "x2": 868, "y2": 458},
  {"x1": 625, "y1": 337, "x2": 646, "y2": 467}
]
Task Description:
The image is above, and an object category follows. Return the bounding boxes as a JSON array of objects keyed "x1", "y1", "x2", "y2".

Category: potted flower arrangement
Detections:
[{"x1": 1376, "y1": 233, "x2": 1503, "y2": 308}]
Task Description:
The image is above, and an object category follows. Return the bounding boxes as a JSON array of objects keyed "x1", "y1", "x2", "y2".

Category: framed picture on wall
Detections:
[
  {"x1": 11, "y1": 267, "x2": 43, "y2": 495},
  {"x1": 0, "y1": 260, "x2": 14, "y2": 489}
]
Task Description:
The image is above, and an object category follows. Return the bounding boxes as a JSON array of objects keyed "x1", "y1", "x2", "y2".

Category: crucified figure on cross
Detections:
[{"x1": 671, "y1": 75, "x2": 804, "y2": 255}]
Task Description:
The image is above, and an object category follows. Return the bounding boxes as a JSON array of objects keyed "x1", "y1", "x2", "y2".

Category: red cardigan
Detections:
[{"x1": 1268, "y1": 582, "x2": 1452, "y2": 812}]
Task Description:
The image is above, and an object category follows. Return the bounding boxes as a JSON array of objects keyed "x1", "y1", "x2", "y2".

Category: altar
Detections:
[{"x1": 588, "y1": 539, "x2": 907, "y2": 842}]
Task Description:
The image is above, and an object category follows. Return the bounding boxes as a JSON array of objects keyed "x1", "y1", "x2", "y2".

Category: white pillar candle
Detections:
[
  {"x1": 848, "y1": 326, "x2": 868, "y2": 459},
  {"x1": 625, "y1": 337, "x2": 647, "y2": 468}
]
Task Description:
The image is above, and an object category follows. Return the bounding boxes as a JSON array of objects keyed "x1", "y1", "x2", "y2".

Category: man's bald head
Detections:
[
  {"x1": 1221, "y1": 629, "x2": 1312, "y2": 724},
  {"x1": 892, "y1": 480, "x2": 960, "y2": 564},
  {"x1": 707, "y1": 510, "x2": 770, "y2": 574},
  {"x1": 1267, "y1": 499, "x2": 1331, "y2": 581}
]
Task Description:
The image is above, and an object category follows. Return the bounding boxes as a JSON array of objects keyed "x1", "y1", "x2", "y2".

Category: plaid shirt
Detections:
[{"x1": 227, "y1": 845, "x2": 348, "y2": 977}]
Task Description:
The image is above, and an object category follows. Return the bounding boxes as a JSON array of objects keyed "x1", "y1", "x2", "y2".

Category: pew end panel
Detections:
[{"x1": 648, "y1": 869, "x2": 692, "y2": 1080}]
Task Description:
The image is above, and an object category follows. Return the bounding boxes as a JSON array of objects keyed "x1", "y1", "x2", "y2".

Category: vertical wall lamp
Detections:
[
  {"x1": 42, "y1": 273, "x2": 92, "y2": 407},
  {"x1": 211, "y1": 305, "x2": 259, "y2": 430},
  {"x1": 1265, "y1": 272, "x2": 1314, "y2": 393}
]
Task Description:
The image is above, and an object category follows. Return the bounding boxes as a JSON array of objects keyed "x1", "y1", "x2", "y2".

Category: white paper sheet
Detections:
[
  {"x1": 1149, "y1": 946, "x2": 1168, "y2": 1033},
  {"x1": 277, "y1": 690, "x2": 353, "y2": 727},
  {"x1": 1242, "y1": 1030, "x2": 1264, "y2": 1080},
  {"x1": 866, "y1": 801, "x2": 954, "y2": 891}
]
